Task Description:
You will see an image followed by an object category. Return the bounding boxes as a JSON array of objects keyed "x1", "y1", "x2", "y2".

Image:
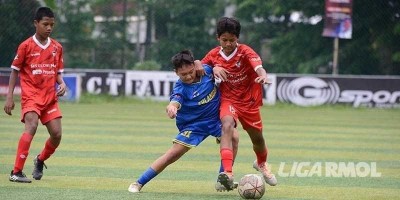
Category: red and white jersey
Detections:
[
  {"x1": 202, "y1": 44, "x2": 264, "y2": 108},
  {"x1": 11, "y1": 35, "x2": 64, "y2": 107}
]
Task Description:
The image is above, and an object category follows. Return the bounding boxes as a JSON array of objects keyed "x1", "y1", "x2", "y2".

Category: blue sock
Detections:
[
  {"x1": 137, "y1": 167, "x2": 158, "y2": 186},
  {"x1": 219, "y1": 160, "x2": 224, "y2": 173}
]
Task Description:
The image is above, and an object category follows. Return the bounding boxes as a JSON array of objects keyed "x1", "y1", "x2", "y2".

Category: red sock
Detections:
[
  {"x1": 13, "y1": 133, "x2": 33, "y2": 173},
  {"x1": 220, "y1": 148, "x2": 233, "y2": 173},
  {"x1": 38, "y1": 139, "x2": 58, "y2": 161},
  {"x1": 256, "y1": 148, "x2": 268, "y2": 165}
]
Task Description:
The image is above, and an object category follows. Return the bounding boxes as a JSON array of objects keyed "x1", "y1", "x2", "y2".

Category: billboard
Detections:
[
  {"x1": 276, "y1": 75, "x2": 400, "y2": 108},
  {"x1": 322, "y1": 0, "x2": 353, "y2": 39}
]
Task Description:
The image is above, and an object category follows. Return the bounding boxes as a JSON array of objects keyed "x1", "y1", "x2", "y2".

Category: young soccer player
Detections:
[
  {"x1": 196, "y1": 17, "x2": 278, "y2": 190},
  {"x1": 128, "y1": 50, "x2": 237, "y2": 193},
  {"x1": 4, "y1": 7, "x2": 66, "y2": 183}
]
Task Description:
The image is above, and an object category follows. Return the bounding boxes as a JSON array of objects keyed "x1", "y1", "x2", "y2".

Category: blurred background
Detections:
[{"x1": 1, "y1": 0, "x2": 399, "y2": 75}]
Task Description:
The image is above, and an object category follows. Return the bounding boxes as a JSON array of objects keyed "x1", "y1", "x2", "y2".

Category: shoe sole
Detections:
[
  {"x1": 9, "y1": 177, "x2": 32, "y2": 183},
  {"x1": 217, "y1": 173, "x2": 233, "y2": 191}
]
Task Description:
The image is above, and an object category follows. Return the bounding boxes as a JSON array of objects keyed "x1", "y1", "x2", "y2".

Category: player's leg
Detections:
[
  {"x1": 9, "y1": 111, "x2": 39, "y2": 183},
  {"x1": 33, "y1": 103, "x2": 62, "y2": 180},
  {"x1": 215, "y1": 128, "x2": 239, "y2": 191},
  {"x1": 217, "y1": 101, "x2": 237, "y2": 191},
  {"x1": 239, "y1": 108, "x2": 277, "y2": 186},
  {"x1": 128, "y1": 143, "x2": 190, "y2": 193}
]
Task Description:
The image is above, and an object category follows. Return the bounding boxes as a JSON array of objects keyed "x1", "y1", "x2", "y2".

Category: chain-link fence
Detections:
[{"x1": 1, "y1": 0, "x2": 399, "y2": 75}]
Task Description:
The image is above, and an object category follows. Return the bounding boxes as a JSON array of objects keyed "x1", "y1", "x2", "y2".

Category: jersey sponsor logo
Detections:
[
  {"x1": 198, "y1": 86, "x2": 217, "y2": 105},
  {"x1": 226, "y1": 72, "x2": 248, "y2": 84},
  {"x1": 30, "y1": 63, "x2": 57, "y2": 68},
  {"x1": 32, "y1": 69, "x2": 56, "y2": 75},
  {"x1": 29, "y1": 53, "x2": 41, "y2": 57},
  {"x1": 250, "y1": 57, "x2": 261, "y2": 62},
  {"x1": 32, "y1": 69, "x2": 43, "y2": 75}
]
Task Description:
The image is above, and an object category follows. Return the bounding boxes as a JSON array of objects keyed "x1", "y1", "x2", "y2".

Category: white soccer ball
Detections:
[{"x1": 238, "y1": 174, "x2": 265, "y2": 199}]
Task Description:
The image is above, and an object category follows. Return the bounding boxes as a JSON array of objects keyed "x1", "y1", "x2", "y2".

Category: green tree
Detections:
[
  {"x1": 0, "y1": 0, "x2": 39, "y2": 67},
  {"x1": 235, "y1": 0, "x2": 400, "y2": 75},
  {"x1": 53, "y1": 0, "x2": 95, "y2": 68},
  {"x1": 149, "y1": 0, "x2": 224, "y2": 70}
]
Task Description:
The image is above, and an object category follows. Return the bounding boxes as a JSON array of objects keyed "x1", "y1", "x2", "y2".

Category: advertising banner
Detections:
[
  {"x1": 60, "y1": 74, "x2": 82, "y2": 102},
  {"x1": 322, "y1": 0, "x2": 353, "y2": 39},
  {"x1": 80, "y1": 71, "x2": 126, "y2": 96},
  {"x1": 276, "y1": 75, "x2": 400, "y2": 108}
]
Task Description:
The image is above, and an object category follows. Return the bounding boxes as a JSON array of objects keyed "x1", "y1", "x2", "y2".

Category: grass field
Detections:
[{"x1": 1, "y1": 96, "x2": 399, "y2": 200}]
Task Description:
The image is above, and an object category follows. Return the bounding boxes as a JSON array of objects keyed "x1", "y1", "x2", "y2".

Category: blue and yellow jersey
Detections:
[{"x1": 170, "y1": 65, "x2": 221, "y2": 136}]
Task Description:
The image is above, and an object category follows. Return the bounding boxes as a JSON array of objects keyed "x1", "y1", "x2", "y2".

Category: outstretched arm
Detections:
[{"x1": 254, "y1": 67, "x2": 271, "y2": 85}]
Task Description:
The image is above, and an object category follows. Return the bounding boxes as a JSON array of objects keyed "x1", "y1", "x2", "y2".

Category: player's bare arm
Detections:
[
  {"x1": 254, "y1": 67, "x2": 271, "y2": 85},
  {"x1": 194, "y1": 60, "x2": 205, "y2": 76},
  {"x1": 3, "y1": 70, "x2": 18, "y2": 115},
  {"x1": 166, "y1": 101, "x2": 180, "y2": 119},
  {"x1": 213, "y1": 65, "x2": 229, "y2": 82},
  {"x1": 56, "y1": 74, "x2": 66, "y2": 96}
]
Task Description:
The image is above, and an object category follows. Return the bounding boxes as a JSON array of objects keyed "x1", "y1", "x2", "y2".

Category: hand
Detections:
[
  {"x1": 4, "y1": 98, "x2": 15, "y2": 116},
  {"x1": 213, "y1": 66, "x2": 229, "y2": 82},
  {"x1": 166, "y1": 104, "x2": 178, "y2": 119},
  {"x1": 255, "y1": 76, "x2": 271, "y2": 85},
  {"x1": 194, "y1": 60, "x2": 205, "y2": 77},
  {"x1": 57, "y1": 82, "x2": 66, "y2": 96}
]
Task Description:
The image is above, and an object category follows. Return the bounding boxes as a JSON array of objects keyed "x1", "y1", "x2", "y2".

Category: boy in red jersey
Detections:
[
  {"x1": 3, "y1": 7, "x2": 66, "y2": 183},
  {"x1": 196, "y1": 17, "x2": 277, "y2": 190}
]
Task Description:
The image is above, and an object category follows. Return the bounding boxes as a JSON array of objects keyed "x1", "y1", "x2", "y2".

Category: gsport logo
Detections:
[
  {"x1": 277, "y1": 77, "x2": 340, "y2": 106},
  {"x1": 277, "y1": 77, "x2": 400, "y2": 107}
]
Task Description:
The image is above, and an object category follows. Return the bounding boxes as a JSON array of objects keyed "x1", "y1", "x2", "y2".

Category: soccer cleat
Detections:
[
  {"x1": 32, "y1": 155, "x2": 47, "y2": 180},
  {"x1": 128, "y1": 182, "x2": 143, "y2": 193},
  {"x1": 215, "y1": 181, "x2": 238, "y2": 192},
  {"x1": 217, "y1": 172, "x2": 235, "y2": 191},
  {"x1": 9, "y1": 170, "x2": 32, "y2": 183},
  {"x1": 253, "y1": 160, "x2": 277, "y2": 186}
]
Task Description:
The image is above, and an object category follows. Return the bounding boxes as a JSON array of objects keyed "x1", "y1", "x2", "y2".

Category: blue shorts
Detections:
[{"x1": 173, "y1": 122, "x2": 221, "y2": 148}]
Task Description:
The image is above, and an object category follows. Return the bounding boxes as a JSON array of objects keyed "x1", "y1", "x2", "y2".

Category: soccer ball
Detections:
[{"x1": 238, "y1": 174, "x2": 265, "y2": 199}]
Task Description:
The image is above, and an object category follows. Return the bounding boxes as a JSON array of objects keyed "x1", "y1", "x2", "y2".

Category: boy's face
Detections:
[
  {"x1": 34, "y1": 17, "x2": 55, "y2": 40},
  {"x1": 175, "y1": 63, "x2": 196, "y2": 84},
  {"x1": 217, "y1": 32, "x2": 238, "y2": 56}
]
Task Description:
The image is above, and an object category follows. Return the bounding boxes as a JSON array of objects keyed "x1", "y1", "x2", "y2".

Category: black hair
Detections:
[
  {"x1": 216, "y1": 17, "x2": 241, "y2": 38},
  {"x1": 171, "y1": 50, "x2": 194, "y2": 70},
  {"x1": 34, "y1": 7, "x2": 54, "y2": 21}
]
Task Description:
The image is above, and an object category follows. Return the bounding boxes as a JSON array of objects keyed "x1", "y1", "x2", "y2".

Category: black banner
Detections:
[{"x1": 276, "y1": 75, "x2": 400, "y2": 108}]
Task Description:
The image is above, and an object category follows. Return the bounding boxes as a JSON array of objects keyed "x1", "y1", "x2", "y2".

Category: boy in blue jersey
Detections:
[{"x1": 128, "y1": 50, "x2": 226, "y2": 193}]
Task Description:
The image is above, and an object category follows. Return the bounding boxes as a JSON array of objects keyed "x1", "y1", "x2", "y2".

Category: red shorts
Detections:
[
  {"x1": 220, "y1": 100, "x2": 263, "y2": 132},
  {"x1": 21, "y1": 100, "x2": 62, "y2": 125}
]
